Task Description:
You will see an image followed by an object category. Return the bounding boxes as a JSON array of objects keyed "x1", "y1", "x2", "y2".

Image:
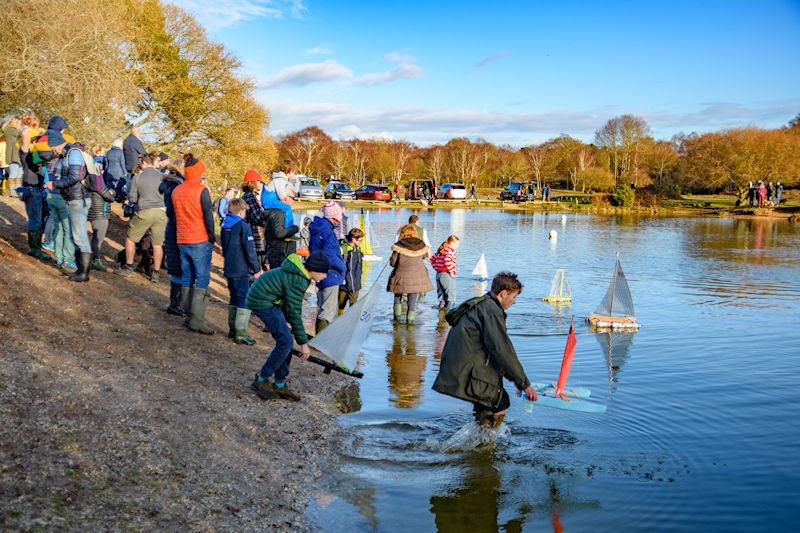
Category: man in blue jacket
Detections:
[
  {"x1": 309, "y1": 201, "x2": 346, "y2": 332},
  {"x1": 221, "y1": 198, "x2": 261, "y2": 344}
]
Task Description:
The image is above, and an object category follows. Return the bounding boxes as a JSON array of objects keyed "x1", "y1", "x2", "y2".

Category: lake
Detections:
[{"x1": 300, "y1": 208, "x2": 800, "y2": 532}]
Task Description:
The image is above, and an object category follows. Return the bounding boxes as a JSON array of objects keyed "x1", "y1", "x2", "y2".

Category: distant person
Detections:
[
  {"x1": 775, "y1": 181, "x2": 783, "y2": 206},
  {"x1": 757, "y1": 181, "x2": 767, "y2": 208},
  {"x1": 396, "y1": 214, "x2": 431, "y2": 248},
  {"x1": 469, "y1": 183, "x2": 477, "y2": 201},
  {"x1": 221, "y1": 198, "x2": 261, "y2": 345},
  {"x1": 543, "y1": 183, "x2": 551, "y2": 202},
  {"x1": 247, "y1": 251, "x2": 331, "y2": 402},
  {"x1": 116, "y1": 154, "x2": 166, "y2": 282},
  {"x1": 309, "y1": 201, "x2": 347, "y2": 333},
  {"x1": 173, "y1": 157, "x2": 216, "y2": 335},
  {"x1": 387, "y1": 224, "x2": 433, "y2": 325},
  {"x1": 767, "y1": 182, "x2": 775, "y2": 206},
  {"x1": 430, "y1": 235, "x2": 460, "y2": 309},
  {"x1": 88, "y1": 154, "x2": 119, "y2": 272},
  {"x1": 432, "y1": 272, "x2": 538, "y2": 429},
  {"x1": 297, "y1": 216, "x2": 312, "y2": 256},
  {"x1": 241, "y1": 170, "x2": 268, "y2": 269},
  {"x1": 161, "y1": 158, "x2": 186, "y2": 316},
  {"x1": 747, "y1": 181, "x2": 756, "y2": 207},
  {"x1": 104, "y1": 139, "x2": 127, "y2": 197},
  {"x1": 262, "y1": 175, "x2": 299, "y2": 269},
  {"x1": 394, "y1": 182, "x2": 403, "y2": 204},
  {"x1": 122, "y1": 126, "x2": 146, "y2": 181},
  {"x1": 338, "y1": 228, "x2": 365, "y2": 314},
  {"x1": 3, "y1": 117, "x2": 22, "y2": 193},
  {"x1": 217, "y1": 187, "x2": 235, "y2": 219}
]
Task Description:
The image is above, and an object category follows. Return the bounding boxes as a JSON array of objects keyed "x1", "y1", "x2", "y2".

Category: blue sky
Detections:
[{"x1": 171, "y1": 0, "x2": 800, "y2": 146}]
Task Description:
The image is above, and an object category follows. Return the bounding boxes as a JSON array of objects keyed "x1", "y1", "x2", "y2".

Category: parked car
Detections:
[
  {"x1": 405, "y1": 179, "x2": 436, "y2": 201},
  {"x1": 297, "y1": 177, "x2": 324, "y2": 200},
  {"x1": 324, "y1": 181, "x2": 355, "y2": 200},
  {"x1": 436, "y1": 183, "x2": 467, "y2": 200},
  {"x1": 355, "y1": 184, "x2": 392, "y2": 202},
  {"x1": 499, "y1": 181, "x2": 537, "y2": 202}
]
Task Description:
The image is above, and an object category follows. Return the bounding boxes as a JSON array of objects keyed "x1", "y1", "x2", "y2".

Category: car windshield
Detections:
[
  {"x1": 507, "y1": 183, "x2": 522, "y2": 191},
  {"x1": 451, "y1": 184, "x2": 465, "y2": 189},
  {"x1": 376, "y1": 186, "x2": 389, "y2": 192},
  {"x1": 301, "y1": 179, "x2": 320, "y2": 187},
  {"x1": 332, "y1": 183, "x2": 349, "y2": 190}
]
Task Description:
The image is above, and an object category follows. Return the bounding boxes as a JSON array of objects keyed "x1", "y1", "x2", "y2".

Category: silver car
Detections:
[{"x1": 298, "y1": 177, "x2": 324, "y2": 200}]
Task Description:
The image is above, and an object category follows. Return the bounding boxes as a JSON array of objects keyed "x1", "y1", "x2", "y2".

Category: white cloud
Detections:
[
  {"x1": 355, "y1": 63, "x2": 424, "y2": 86},
  {"x1": 258, "y1": 97, "x2": 800, "y2": 146},
  {"x1": 259, "y1": 60, "x2": 353, "y2": 88},
  {"x1": 168, "y1": 0, "x2": 306, "y2": 30},
  {"x1": 306, "y1": 43, "x2": 335, "y2": 56},
  {"x1": 384, "y1": 51, "x2": 416, "y2": 64},
  {"x1": 474, "y1": 50, "x2": 510, "y2": 68}
]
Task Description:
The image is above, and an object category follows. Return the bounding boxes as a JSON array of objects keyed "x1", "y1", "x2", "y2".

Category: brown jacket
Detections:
[{"x1": 386, "y1": 237, "x2": 434, "y2": 294}]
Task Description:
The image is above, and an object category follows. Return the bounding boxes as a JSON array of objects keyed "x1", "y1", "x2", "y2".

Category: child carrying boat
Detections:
[{"x1": 430, "y1": 235, "x2": 460, "y2": 309}]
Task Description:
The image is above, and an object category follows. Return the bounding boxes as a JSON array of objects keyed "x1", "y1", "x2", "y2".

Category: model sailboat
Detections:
[
  {"x1": 355, "y1": 211, "x2": 382, "y2": 262},
  {"x1": 542, "y1": 269, "x2": 572, "y2": 304},
  {"x1": 588, "y1": 255, "x2": 640, "y2": 330},
  {"x1": 472, "y1": 253, "x2": 489, "y2": 280}
]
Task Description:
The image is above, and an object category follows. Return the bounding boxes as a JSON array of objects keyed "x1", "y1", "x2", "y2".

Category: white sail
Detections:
[
  {"x1": 593, "y1": 257, "x2": 635, "y2": 317},
  {"x1": 308, "y1": 266, "x2": 386, "y2": 371},
  {"x1": 362, "y1": 211, "x2": 383, "y2": 261},
  {"x1": 472, "y1": 253, "x2": 489, "y2": 280}
]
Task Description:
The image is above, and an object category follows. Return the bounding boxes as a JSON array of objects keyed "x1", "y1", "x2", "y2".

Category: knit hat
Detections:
[
  {"x1": 266, "y1": 176, "x2": 294, "y2": 200},
  {"x1": 244, "y1": 169, "x2": 262, "y2": 183},
  {"x1": 47, "y1": 116, "x2": 68, "y2": 132},
  {"x1": 158, "y1": 152, "x2": 170, "y2": 162},
  {"x1": 46, "y1": 130, "x2": 66, "y2": 148},
  {"x1": 320, "y1": 201, "x2": 343, "y2": 222},
  {"x1": 184, "y1": 158, "x2": 206, "y2": 181},
  {"x1": 304, "y1": 251, "x2": 330, "y2": 273}
]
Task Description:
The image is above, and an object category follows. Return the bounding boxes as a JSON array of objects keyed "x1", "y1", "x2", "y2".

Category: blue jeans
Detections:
[
  {"x1": 48, "y1": 193, "x2": 74, "y2": 263},
  {"x1": 179, "y1": 242, "x2": 213, "y2": 289},
  {"x1": 227, "y1": 275, "x2": 250, "y2": 307},
  {"x1": 24, "y1": 189, "x2": 45, "y2": 231},
  {"x1": 67, "y1": 198, "x2": 91, "y2": 252},
  {"x1": 436, "y1": 272, "x2": 456, "y2": 306},
  {"x1": 253, "y1": 306, "x2": 294, "y2": 381}
]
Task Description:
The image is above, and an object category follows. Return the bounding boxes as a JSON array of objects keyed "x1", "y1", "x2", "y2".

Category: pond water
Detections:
[{"x1": 302, "y1": 208, "x2": 800, "y2": 532}]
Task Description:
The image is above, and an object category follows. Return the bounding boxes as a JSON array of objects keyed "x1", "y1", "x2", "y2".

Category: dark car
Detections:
[
  {"x1": 324, "y1": 181, "x2": 355, "y2": 200},
  {"x1": 499, "y1": 181, "x2": 536, "y2": 202},
  {"x1": 355, "y1": 184, "x2": 392, "y2": 202}
]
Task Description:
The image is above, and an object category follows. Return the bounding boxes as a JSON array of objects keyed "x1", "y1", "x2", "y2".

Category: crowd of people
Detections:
[
  {"x1": 747, "y1": 180, "x2": 783, "y2": 208},
  {"x1": 1, "y1": 113, "x2": 540, "y2": 420}
]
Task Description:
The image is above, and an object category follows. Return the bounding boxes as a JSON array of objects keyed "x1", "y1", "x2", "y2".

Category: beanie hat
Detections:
[
  {"x1": 266, "y1": 176, "x2": 294, "y2": 200},
  {"x1": 46, "y1": 129, "x2": 66, "y2": 148},
  {"x1": 320, "y1": 201, "x2": 343, "y2": 222},
  {"x1": 158, "y1": 152, "x2": 170, "y2": 162},
  {"x1": 244, "y1": 169, "x2": 262, "y2": 183},
  {"x1": 47, "y1": 116, "x2": 68, "y2": 132},
  {"x1": 184, "y1": 158, "x2": 206, "y2": 181},
  {"x1": 304, "y1": 251, "x2": 330, "y2": 273}
]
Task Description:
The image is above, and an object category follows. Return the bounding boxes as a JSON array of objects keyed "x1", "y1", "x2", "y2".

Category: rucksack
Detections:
[
  {"x1": 67, "y1": 147, "x2": 105, "y2": 194},
  {"x1": 445, "y1": 295, "x2": 488, "y2": 326}
]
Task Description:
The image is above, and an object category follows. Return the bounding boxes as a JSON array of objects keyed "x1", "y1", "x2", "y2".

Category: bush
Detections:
[{"x1": 611, "y1": 184, "x2": 635, "y2": 207}]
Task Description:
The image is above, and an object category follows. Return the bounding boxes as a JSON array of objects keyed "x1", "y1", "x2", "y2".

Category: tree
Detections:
[
  {"x1": 521, "y1": 144, "x2": 548, "y2": 190},
  {"x1": 278, "y1": 126, "x2": 332, "y2": 177},
  {"x1": 426, "y1": 146, "x2": 446, "y2": 182},
  {"x1": 446, "y1": 138, "x2": 481, "y2": 190},
  {"x1": 389, "y1": 141, "x2": 415, "y2": 185},
  {"x1": 595, "y1": 115, "x2": 651, "y2": 185}
]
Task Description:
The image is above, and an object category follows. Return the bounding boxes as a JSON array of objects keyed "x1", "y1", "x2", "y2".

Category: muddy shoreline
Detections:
[{"x1": 0, "y1": 196, "x2": 353, "y2": 531}]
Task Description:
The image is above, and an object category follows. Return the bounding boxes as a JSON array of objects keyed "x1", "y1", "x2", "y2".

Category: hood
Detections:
[
  {"x1": 391, "y1": 238, "x2": 429, "y2": 257},
  {"x1": 221, "y1": 213, "x2": 243, "y2": 229},
  {"x1": 308, "y1": 215, "x2": 334, "y2": 237},
  {"x1": 280, "y1": 253, "x2": 310, "y2": 279},
  {"x1": 261, "y1": 188, "x2": 295, "y2": 227}
]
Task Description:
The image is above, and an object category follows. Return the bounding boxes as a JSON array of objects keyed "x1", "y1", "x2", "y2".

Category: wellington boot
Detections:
[
  {"x1": 27, "y1": 230, "x2": 50, "y2": 261},
  {"x1": 69, "y1": 252, "x2": 92, "y2": 282},
  {"x1": 91, "y1": 259, "x2": 108, "y2": 272},
  {"x1": 180, "y1": 287, "x2": 193, "y2": 326},
  {"x1": 315, "y1": 318, "x2": 329, "y2": 334},
  {"x1": 166, "y1": 282, "x2": 186, "y2": 316},
  {"x1": 393, "y1": 304, "x2": 404, "y2": 323},
  {"x1": 187, "y1": 288, "x2": 214, "y2": 335},
  {"x1": 227, "y1": 305, "x2": 237, "y2": 338},
  {"x1": 406, "y1": 311, "x2": 417, "y2": 325},
  {"x1": 233, "y1": 308, "x2": 256, "y2": 345},
  {"x1": 338, "y1": 309, "x2": 347, "y2": 316}
]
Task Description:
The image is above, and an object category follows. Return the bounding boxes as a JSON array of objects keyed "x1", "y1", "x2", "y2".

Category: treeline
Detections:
[
  {"x1": 279, "y1": 115, "x2": 800, "y2": 204},
  {"x1": 0, "y1": 0, "x2": 275, "y2": 185}
]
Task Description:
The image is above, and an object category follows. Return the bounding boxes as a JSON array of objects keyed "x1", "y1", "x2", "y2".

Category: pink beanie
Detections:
[{"x1": 320, "y1": 201, "x2": 343, "y2": 222}]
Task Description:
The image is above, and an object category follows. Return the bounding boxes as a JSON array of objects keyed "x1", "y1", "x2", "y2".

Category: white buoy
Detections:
[
  {"x1": 549, "y1": 229, "x2": 558, "y2": 241},
  {"x1": 561, "y1": 215, "x2": 567, "y2": 225}
]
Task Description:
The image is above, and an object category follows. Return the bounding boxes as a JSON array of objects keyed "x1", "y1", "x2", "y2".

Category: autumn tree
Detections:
[
  {"x1": 595, "y1": 115, "x2": 651, "y2": 186},
  {"x1": 278, "y1": 126, "x2": 332, "y2": 177}
]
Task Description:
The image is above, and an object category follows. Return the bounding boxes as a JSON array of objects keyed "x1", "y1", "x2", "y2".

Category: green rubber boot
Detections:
[
  {"x1": 406, "y1": 310, "x2": 417, "y2": 325},
  {"x1": 233, "y1": 308, "x2": 256, "y2": 345},
  {"x1": 187, "y1": 288, "x2": 214, "y2": 335},
  {"x1": 180, "y1": 287, "x2": 193, "y2": 327},
  {"x1": 393, "y1": 304, "x2": 403, "y2": 323}
]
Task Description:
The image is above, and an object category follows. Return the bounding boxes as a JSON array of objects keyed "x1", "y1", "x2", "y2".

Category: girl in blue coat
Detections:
[{"x1": 309, "y1": 201, "x2": 346, "y2": 332}]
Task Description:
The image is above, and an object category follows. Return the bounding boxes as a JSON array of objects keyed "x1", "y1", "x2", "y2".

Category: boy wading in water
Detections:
[
  {"x1": 248, "y1": 251, "x2": 331, "y2": 401},
  {"x1": 432, "y1": 272, "x2": 538, "y2": 429}
]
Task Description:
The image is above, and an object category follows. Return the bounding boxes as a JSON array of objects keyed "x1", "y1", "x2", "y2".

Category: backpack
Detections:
[
  {"x1": 445, "y1": 295, "x2": 488, "y2": 326},
  {"x1": 69, "y1": 147, "x2": 105, "y2": 194}
]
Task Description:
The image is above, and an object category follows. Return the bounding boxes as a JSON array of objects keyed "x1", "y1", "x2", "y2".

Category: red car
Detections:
[{"x1": 355, "y1": 184, "x2": 392, "y2": 202}]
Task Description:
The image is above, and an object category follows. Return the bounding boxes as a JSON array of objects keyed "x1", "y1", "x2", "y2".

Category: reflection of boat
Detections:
[
  {"x1": 472, "y1": 254, "x2": 489, "y2": 281},
  {"x1": 542, "y1": 269, "x2": 572, "y2": 304},
  {"x1": 587, "y1": 255, "x2": 640, "y2": 330},
  {"x1": 595, "y1": 331, "x2": 635, "y2": 392}
]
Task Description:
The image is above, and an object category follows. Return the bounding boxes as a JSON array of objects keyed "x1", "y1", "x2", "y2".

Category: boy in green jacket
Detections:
[
  {"x1": 248, "y1": 251, "x2": 330, "y2": 401},
  {"x1": 432, "y1": 272, "x2": 538, "y2": 428}
]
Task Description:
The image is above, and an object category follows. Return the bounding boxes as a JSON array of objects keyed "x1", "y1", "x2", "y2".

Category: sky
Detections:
[{"x1": 170, "y1": 0, "x2": 800, "y2": 146}]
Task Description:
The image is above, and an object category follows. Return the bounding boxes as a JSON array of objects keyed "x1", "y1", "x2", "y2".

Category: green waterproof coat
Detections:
[
  {"x1": 245, "y1": 254, "x2": 312, "y2": 344},
  {"x1": 432, "y1": 293, "x2": 531, "y2": 408}
]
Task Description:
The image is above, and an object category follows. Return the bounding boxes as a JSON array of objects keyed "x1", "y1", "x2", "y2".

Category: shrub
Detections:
[{"x1": 611, "y1": 184, "x2": 636, "y2": 207}]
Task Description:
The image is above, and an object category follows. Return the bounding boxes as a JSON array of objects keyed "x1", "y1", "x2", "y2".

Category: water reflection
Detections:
[
  {"x1": 430, "y1": 452, "x2": 532, "y2": 532},
  {"x1": 595, "y1": 331, "x2": 636, "y2": 393},
  {"x1": 386, "y1": 328, "x2": 428, "y2": 408}
]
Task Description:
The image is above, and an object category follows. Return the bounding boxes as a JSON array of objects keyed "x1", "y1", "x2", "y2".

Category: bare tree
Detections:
[{"x1": 390, "y1": 141, "x2": 414, "y2": 185}]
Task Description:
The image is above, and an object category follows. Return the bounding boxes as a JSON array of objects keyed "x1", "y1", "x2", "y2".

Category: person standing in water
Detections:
[{"x1": 432, "y1": 272, "x2": 538, "y2": 429}]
